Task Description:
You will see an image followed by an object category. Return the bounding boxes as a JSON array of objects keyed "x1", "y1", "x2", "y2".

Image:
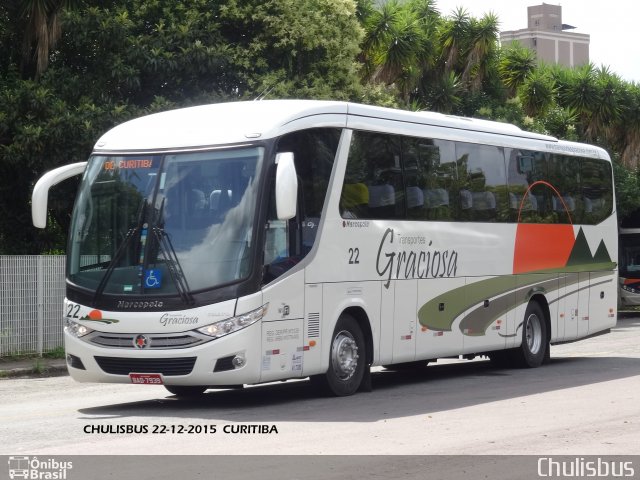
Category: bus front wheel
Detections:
[{"x1": 314, "y1": 313, "x2": 366, "y2": 396}]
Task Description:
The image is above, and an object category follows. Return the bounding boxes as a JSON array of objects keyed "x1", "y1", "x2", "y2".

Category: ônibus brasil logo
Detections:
[{"x1": 8, "y1": 456, "x2": 73, "y2": 479}]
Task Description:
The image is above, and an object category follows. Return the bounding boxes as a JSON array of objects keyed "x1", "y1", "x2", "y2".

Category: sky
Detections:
[{"x1": 432, "y1": 0, "x2": 640, "y2": 83}]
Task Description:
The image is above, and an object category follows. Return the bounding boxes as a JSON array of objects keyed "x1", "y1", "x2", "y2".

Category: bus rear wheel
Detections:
[
  {"x1": 165, "y1": 385, "x2": 207, "y2": 397},
  {"x1": 314, "y1": 313, "x2": 366, "y2": 396},
  {"x1": 515, "y1": 301, "x2": 548, "y2": 368}
]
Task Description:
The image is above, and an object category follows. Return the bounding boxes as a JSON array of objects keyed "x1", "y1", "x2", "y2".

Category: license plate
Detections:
[{"x1": 129, "y1": 373, "x2": 164, "y2": 385}]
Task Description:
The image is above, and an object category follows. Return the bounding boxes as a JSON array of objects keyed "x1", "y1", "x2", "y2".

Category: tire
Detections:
[
  {"x1": 164, "y1": 385, "x2": 207, "y2": 397},
  {"x1": 514, "y1": 301, "x2": 548, "y2": 368},
  {"x1": 314, "y1": 314, "x2": 366, "y2": 396}
]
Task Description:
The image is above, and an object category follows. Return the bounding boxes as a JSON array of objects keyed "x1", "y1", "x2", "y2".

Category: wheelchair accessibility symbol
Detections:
[{"x1": 144, "y1": 269, "x2": 162, "y2": 289}]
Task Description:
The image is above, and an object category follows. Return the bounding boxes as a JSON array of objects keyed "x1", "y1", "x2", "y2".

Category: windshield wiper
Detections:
[
  {"x1": 92, "y1": 199, "x2": 148, "y2": 305},
  {"x1": 151, "y1": 226, "x2": 194, "y2": 306},
  {"x1": 92, "y1": 226, "x2": 139, "y2": 305}
]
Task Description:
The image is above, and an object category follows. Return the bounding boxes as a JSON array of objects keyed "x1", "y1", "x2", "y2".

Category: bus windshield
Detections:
[{"x1": 67, "y1": 147, "x2": 264, "y2": 296}]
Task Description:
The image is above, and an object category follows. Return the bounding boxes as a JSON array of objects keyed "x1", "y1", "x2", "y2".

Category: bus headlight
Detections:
[
  {"x1": 196, "y1": 304, "x2": 268, "y2": 339},
  {"x1": 64, "y1": 318, "x2": 94, "y2": 338}
]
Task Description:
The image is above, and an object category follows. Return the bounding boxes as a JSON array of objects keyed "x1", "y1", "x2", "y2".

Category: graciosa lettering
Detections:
[{"x1": 376, "y1": 228, "x2": 458, "y2": 289}]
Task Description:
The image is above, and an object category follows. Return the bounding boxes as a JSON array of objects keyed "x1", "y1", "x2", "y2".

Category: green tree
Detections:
[
  {"x1": 499, "y1": 42, "x2": 536, "y2": 96},
  {"x1": 519, "y1": 67, "x2": 556, "y2": 117},
  {"x1": 218, "y1": 0, "x2": 363, "y2": 99},
  {"x1": 17, "y1": 0, "x2": 81, "y2": 79},
  {"x1": 438, "y1": 6, "x2": 469, "y2": 77},
  {"x1": 0, "y1": 0, "x2": 365, "y2": 254},
  {"x1": 359, "y1": 0, "x2": 438, "y2": 101},
  {"x1": 460, "y1": 12, "x2": 499, "y2": 92}
]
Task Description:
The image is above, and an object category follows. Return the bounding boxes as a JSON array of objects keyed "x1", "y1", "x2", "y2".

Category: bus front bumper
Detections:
[{"x1": 63, "y1": 321, "x2": 263, "y2": 387}]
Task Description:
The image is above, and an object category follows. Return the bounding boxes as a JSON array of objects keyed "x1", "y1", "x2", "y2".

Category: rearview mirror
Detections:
[
  {"x1": 275, "y1": 152, "x2": 297, "y2": 220},
  {"x1": 32, "y1": 162, "x2": 87, "y2": 228}
]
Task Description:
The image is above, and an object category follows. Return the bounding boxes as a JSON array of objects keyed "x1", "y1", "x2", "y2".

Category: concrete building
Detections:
[{"x1": 500, "y1": 3, "x2": 589, "y2": 68}]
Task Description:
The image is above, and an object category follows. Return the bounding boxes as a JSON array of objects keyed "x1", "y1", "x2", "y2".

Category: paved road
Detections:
[{"x1": 1, "y1": 317, "x2": 639, "y2": 458}]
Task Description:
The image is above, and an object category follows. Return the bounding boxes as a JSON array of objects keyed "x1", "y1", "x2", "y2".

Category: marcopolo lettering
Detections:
[
  {"x1": 117, "y1": 300, "x2": 164, "y2": 309},
  {"x1": 376, "y1": 228, "x2": 458, "y2": 289}
]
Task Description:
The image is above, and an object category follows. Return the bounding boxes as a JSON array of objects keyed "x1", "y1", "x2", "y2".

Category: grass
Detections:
[
  {"x1": 43, "y1": 346, "x2": 65, "y2": 359},
  {"x1": 31, "y1": 358, "x2": 46, "y2": 375},
  {"x1": 0, "y1": 346, "x2": 65, "y2": 361}
]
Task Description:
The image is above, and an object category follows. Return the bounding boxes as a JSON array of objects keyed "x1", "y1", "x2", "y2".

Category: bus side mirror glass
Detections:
[{"x1": 275, "y1": 152, "x2": 297, "y2": 220}]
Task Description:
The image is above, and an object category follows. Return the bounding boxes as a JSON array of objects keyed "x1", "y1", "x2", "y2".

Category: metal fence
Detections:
[{"x1": 0, "y1": 256, "x2": 66, "y2": 356}]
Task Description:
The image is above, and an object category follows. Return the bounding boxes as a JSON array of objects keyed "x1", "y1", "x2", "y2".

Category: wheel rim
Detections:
[
  {"x1": 331, "y1": 329, "x2": 359, "y2": 381},
  {"x1": 525, "y1": 313, "x2": 542, "y2": 354}
]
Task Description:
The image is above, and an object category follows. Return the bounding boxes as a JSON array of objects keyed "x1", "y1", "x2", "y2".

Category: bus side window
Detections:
[
  {"x1": 507, "y1": 149, "x2": 549, "y2": 223},
  {"x1": 581, "y1": 158, "x2": 613, "y2": 225},
  {"x1": 340, "y1": 131, "x2": 404, "y2": 220},
  {"x1": 401, "y1": 137, "x2": 456, "y2": 221},
  {"x1": 455, "y1": 142, "x2": 507, "y2": 222}
]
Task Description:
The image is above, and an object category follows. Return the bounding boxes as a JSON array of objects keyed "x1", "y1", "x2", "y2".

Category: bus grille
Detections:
[
  {"x1": 94, "y1": 356, "x2": 196, "y2": 376},
  {"x1": 88, "y1": 333, "x2": 207, "y2": 349}
]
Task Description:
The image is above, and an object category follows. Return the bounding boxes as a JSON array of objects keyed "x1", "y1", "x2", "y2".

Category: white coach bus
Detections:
[{"x1": 32, "y1": 100, "x2": 618, "y2": 397}]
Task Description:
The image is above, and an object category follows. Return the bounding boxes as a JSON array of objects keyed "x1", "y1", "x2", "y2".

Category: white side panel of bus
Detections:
[
  {"x1": 415, "y1": 277, "x2": 465, "y2": 359},
  {"x1": 379, "y1": 282, "x2": 394, "y2": 365},
  {"x1": 577, "y1": 272, "x2": 590, "y2": 339},
  {"x1": 561, "y1": 273, "x2": 580, "y2": 341},
  {"x1": 303, "y1": 283, "x2": 323, "y2": 375},
  {"x1": 589, "y1": 272, "x2": 617, "y2": 334},
  {"x1": 551, "y1": 276, "x2": 567, "y2": 342},
  {"x1": 260, "y1": 269, "x2": 305, "y2": 382},
  {"x1": 392, "y1": 279, "x2": 417, "y2": 363},
  {"x1": 461, "y1": 276, "x2": 511, "y2": 355},
  {"x1": 321, "y1": 281, "x2": 380, "y2": 371}
]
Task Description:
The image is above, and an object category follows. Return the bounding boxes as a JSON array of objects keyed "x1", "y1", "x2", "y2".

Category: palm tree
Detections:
[
  {"x1": 424, "y1": 70, "x2": 461, "y2": 113},
  {"x1": 518, "y1": 67, "x2": 556, "y2": 117},
  {"x1": 360, "y1": 0, "x2": 401, "y2": 80},
  {"x1": 460, "y1": 12, "x2": 499, "y2": 92},
  {"x1": 606, "y1": 79, "x2": 640, "y2": 168},
  {"x1": 499, "y1": 42, "x2": 536, "y2": 96},
  {"x1": 555, "y1": 63, "x2": 601, "y2": 141},
  {"x1": 438, "y1": 7, "x2": 470, "y2": 76},
  {"x1": 20, "y1": 0, "x2": 79, "y2": 79},
  {"x1": 360, "y1": 0, "x2": 439, "y2": 102},
  {"x1": 372, "y1": 6, "x2": 424, "y2": 87},
  {"x1": 589, "y1": 67, "x2": 624, "y2": 141}
]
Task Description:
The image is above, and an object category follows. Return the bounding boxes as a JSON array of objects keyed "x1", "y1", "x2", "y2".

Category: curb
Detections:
[{"x1": 0, "y1": 362, "x2": 68, "y2": 379}]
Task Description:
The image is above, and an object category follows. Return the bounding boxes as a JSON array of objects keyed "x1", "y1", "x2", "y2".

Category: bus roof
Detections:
[{"x1": 92, "y1": 100, "x2": 605, "y2": 158}]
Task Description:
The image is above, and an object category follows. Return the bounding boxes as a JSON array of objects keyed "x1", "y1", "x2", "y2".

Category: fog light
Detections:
[
  {"x1": 232, "y1": 355, "x2": 246, "y2": 368},
  {"x1": 66, "y1": 353, "x2": 86, "y2": 370}
]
